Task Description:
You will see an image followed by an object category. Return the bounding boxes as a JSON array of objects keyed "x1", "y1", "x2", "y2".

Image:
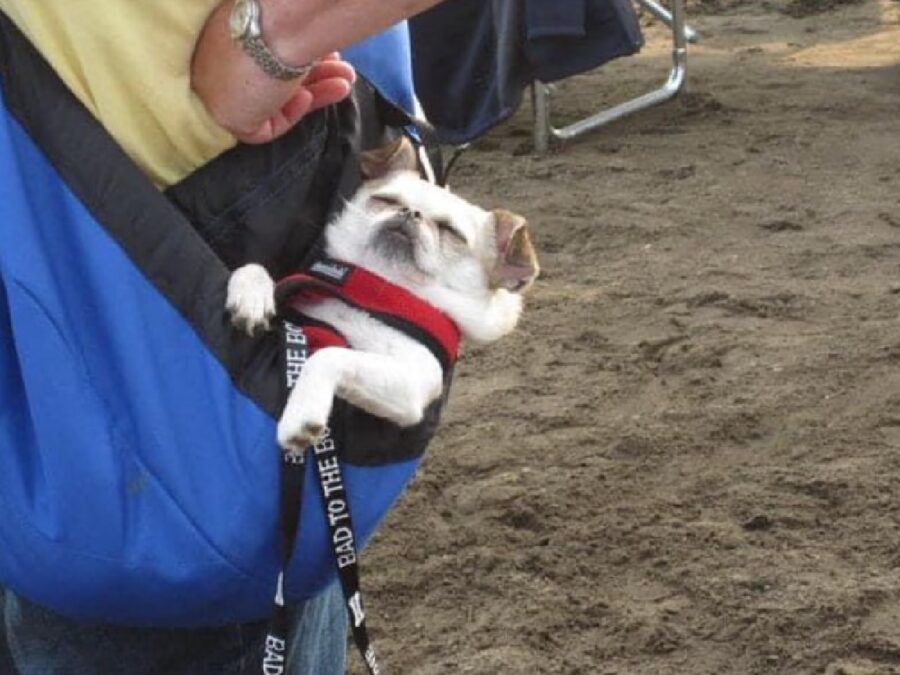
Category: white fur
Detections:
[
  {"x1": 226, "y1": 264, "x2": 275, "y2": 334},
  {"x1": 227, "y1": 171, "x2": 528, "y2": 451},
  {"x1": 327, "y1": 172, "x2": 524, "y2": 343},
  {"x1": 277, "y1": 300, "x2": 443, "y2": 453}
]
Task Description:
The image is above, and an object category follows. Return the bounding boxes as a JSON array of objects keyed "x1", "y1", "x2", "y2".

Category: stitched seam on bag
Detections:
[{"x1": 210, "y1": 119, "x2": 328, "y2": 226}]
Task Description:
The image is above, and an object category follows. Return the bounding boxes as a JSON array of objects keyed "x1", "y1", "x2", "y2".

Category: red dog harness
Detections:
[{"x1": 275, "y1": 258, "x2": 461, "y2": 370}]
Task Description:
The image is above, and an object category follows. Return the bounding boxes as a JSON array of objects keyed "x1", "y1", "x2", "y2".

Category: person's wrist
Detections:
[
  {"x1": 257, "y1": 0, "x2": 321, "y2": 68},
  {"x1": 194, "y1": 1, "x2": 297, "y2": 135}
]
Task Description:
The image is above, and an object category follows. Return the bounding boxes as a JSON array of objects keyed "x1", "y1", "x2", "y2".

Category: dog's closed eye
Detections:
[
  {"x1": 371, "y1": 194, "x2": 403, "y2": 209},
  {"x1": 435, "y1": 218, "x2": 467, "y2": 245}
]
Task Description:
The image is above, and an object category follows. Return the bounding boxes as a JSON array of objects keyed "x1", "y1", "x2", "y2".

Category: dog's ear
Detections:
[
  {"x1": 360, "y1": 136, "x2": 419, "y2": 180},
  {"x1": 490, "y1": 210, "x2": 540, "y2": 293}
]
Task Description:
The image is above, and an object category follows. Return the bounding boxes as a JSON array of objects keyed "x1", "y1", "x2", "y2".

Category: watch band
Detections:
[
  {"x1": 230, "y1": 0, "x2": 313, "y2": 82},
  {"x1": 243, "y1": 35, "x2": 313, "y2": 81}
]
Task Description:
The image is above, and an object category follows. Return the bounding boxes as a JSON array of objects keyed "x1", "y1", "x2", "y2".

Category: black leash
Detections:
[{"x1": 256, "y1": 319, "x2": 381, "y2": 675}]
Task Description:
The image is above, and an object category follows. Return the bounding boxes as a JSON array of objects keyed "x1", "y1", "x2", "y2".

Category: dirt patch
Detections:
[
  {"x1": 683, "y1": 0, "x2": 760, "y2": 14},
  {"x1": 354, "y1": 2, "x2": 900, "y2": 674},
  {"x1": 782, "y1": 0, "x2": 866, "y2": 18}
]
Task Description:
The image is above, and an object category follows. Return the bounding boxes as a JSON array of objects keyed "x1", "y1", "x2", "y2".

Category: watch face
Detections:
[{"x1": 229, "y1": 0, "x2": 254, "y2": 40}]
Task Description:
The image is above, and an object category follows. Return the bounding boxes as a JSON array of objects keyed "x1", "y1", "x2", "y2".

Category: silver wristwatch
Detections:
[{"x1": 229, "y1": 0, "x2": 313, "y2": 81}]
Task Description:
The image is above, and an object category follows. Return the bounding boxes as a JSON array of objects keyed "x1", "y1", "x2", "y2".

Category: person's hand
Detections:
[{"x1": 191, "y1": 1, "x2": 355, "y2": 144}]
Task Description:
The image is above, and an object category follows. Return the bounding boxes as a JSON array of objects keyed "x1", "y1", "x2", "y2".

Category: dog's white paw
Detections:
[
  {"x1": 277, "y1": 410, "x2": 330, "y2": 455},
  {"x1": 227, "y1": 264, "x2": 276, "y2": 336}
]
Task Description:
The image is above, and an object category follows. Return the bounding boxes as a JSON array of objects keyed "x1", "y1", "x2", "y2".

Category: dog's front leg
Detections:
[{"x1": 277, "y1": 347, "x2": 443, "y2": 453}]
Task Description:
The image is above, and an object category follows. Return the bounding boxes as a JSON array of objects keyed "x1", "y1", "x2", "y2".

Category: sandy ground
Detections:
[{"x1": 354, "y1": 2, "x2": 900, "y2": 673}]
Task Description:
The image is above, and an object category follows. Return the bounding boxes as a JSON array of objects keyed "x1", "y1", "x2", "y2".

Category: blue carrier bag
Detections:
[{"x1": 0, "y1": 12, "x2": 439, "y2": 628}]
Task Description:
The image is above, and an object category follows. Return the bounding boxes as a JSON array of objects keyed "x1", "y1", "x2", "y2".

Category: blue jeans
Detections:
[{"x1": 0, "y1": 586, "x2": 346, "y2": 675}]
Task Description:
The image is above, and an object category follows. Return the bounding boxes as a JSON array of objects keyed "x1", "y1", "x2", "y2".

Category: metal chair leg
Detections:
[
  {"x1": 637, "y1": 0, "x2": 700, "y2": 44},
  {"x1": 533, "y1": 0, "x2": 690, "y2": 153}
]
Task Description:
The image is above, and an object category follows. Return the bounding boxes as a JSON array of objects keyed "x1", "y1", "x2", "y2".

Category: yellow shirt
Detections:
[{"x1": 0, "y1": 1, "x2": 236, "y2": 187}]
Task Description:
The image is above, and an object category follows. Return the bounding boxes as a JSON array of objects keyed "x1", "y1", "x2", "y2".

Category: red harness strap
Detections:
[
  {"x1": 301, "y1": 324, "x2": 349, "y2": 352},
  {"x1": 275, "y1": 258, "x2": 461, "y2": 369}
]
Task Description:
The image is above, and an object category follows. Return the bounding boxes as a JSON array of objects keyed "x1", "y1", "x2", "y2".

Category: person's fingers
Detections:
[
  {"x1": 236, "y1": 88, "x2": 314, "y2": 144},
  {"x1": 229, "y1": 58, "x2": 353, "y2": 144},
  {"x1": 307, "y1": 78, "x2": 354, "y2": 110},
  {"x1": 318, "y1": 52, "x2": 342, "y2": 62},
  {"x1": 304, "y1": 60, "x2": 356, "y2": 86},
  {"x1": 281, "y1": 88, "x2": 317, "y2": 125}
]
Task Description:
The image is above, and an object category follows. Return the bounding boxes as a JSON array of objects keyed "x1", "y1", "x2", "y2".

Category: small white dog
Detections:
[{"x1": 226, "y1": 137, "x2": 539, "y2": 453}]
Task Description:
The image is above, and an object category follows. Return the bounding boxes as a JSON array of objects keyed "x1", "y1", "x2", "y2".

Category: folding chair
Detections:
[{"x1": 532, "y1": 0, "x2": 699, "y2": 152}]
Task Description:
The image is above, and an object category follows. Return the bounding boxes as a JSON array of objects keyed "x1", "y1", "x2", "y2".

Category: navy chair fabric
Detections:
[{"x1": 410, "y1": 0, "x2": 643, "y2": 144}]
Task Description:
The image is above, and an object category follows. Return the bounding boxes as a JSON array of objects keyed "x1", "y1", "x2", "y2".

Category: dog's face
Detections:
[{"x1": 324, "y1": 138, "x2": 540, "y2": 343}]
